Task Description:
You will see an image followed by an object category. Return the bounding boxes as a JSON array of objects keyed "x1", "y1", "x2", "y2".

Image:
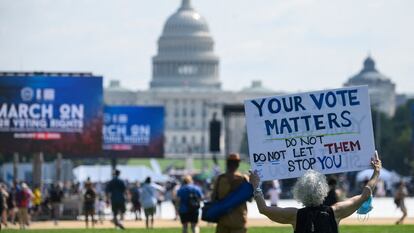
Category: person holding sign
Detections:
[
  {"x1": 249, "y1": 152, "x2": 381, "y2": 233},
  {"x1": 244, "y1": 86, "x2": 376, "y2": 181}
]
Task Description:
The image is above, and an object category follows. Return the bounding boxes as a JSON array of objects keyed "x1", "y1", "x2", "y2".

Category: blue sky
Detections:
[{"x1": 0, "y1": 0, "x2": 413, "y2": 93}]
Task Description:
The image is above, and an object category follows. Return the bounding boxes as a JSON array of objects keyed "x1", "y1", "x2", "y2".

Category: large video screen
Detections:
[
  {"x1": 103, "y1": 106, "x2": 164, "y2": 158},
  {"x1": 0, "y1": 74, "x2": 103, "y2": 156}
]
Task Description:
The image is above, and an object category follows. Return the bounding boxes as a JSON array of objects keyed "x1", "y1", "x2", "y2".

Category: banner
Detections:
[
  {"x1": 103, "y1": 106, "x2": 164, "y2": 158},
  {"x1": 0, "y1": 74, "x2": 103, "y2": 156},
  {"x1": 244, "y1": 86, "x2": 375, "y2": 181}
]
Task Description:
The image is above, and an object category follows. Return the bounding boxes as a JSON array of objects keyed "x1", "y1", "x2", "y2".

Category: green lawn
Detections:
[{"x1": 2, "y1": 226, "x2": 414, "y2": 233}]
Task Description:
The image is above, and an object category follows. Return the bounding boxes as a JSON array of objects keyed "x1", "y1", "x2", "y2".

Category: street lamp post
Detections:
[
  {"x1": 201, "y1": 100, "x2": 221, "y2": 173},
  {"x1": 201, "y1": 100, "x2": 208, "y2": 173},
  {"x1": 373, "y1": 103, "x2": 381, "y2": 153}
]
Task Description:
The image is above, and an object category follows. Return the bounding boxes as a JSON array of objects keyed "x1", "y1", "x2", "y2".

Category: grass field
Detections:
[{"x1": 2, "y1": 226, "x2": 414, "y2": 233}]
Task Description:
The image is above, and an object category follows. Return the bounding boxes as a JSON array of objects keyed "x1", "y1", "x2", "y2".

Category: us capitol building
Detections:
[
  {"x1": 105, "y1": 0, "x2": 397, "y2": 157},
  {"x1": 105, "y1": 0, "x2": 277, "y2": 157},
  {"x1": 344, "y1": 55, "x2": 396, "y2": 117}
]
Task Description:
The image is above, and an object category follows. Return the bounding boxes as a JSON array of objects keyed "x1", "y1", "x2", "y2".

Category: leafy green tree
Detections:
[{"x1": 373, "y1": 99, "x2": 414, "y2": 176}]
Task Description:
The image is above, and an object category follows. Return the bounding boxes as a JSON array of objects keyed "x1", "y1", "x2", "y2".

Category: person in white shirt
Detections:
[
  {"x1": 266, "y1": 180, "x2": 281, "y2": 207},
  {"x1": 96, "y1": 196, "x2": 106, "y2": 224},
  {"x1": 140, "y1": 177, "x2": 157, "y2": 229}
]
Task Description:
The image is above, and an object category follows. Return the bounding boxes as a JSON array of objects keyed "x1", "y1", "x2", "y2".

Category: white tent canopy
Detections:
[
  {"x1": 73, "y1": 165, "x2": 170, "y2": 183},
  {"x1": 356, "y1": 168, "x2": 401, "y2": 188}
]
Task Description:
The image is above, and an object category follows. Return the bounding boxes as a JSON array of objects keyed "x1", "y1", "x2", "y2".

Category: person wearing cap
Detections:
[
  {"x1": 106, "y1": 169, "x2": 127, "y2": 230},
  {"x1": 211, "y1": 153, "x2": 249, "y2": 233},
  {"x1": 176, "y1": 175, "x2": 203, "y2": 233},
  {"x1": 16, "y1": 182, "x2": 33, "y2": 229}
]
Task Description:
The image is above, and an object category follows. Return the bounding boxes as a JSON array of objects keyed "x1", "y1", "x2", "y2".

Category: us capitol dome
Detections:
[{"x1": 150, "y1": 0, "x2": 220, "y2": 89}]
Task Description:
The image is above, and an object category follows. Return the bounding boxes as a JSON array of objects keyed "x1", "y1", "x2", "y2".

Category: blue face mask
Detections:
[{"x1": 357, "y1": 195, "x2": 373, "y2": 215}]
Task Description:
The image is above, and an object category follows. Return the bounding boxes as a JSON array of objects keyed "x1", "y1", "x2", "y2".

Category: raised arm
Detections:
[
  {"x1": 332, "y1": 151, "x2": 382, "y2": 221},
  {"x1": 249, "y1": 171, "x2": 297, "y2": 225}
]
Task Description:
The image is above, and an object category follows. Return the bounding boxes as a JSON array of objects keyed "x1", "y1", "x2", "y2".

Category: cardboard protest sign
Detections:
[{"x1": 244, "y1": 86, "x2": 375, "y2": 181}]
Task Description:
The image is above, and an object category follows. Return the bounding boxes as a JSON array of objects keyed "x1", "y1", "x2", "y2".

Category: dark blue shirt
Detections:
[
  {"x1": 105, "y1": 177, "x2": 126, "y2": 204},
  {"x1": 177, "y1": 184, "x2": 203, "y2": 213}
]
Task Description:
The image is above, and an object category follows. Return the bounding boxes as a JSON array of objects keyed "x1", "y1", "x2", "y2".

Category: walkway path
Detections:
[{"x1": 3, "y1": 197, "x2": 413, "y2": 229}]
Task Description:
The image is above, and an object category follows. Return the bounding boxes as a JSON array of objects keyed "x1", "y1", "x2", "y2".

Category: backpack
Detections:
[
  {"x1": 187, "y1": 189, "x2": 200, "y2": 212},
  {"x1": 131, "y1": 188, "x2": 140, "y2": 203},
  {"x1": 15, "y1": 189, "x2": 24, "y2": 205},
  {"x1": 295, "y1": 205, "x2": 338, "y2": 233},
  {"x1": 49, "y1": 189, "x2": 61, "y2": 202}
]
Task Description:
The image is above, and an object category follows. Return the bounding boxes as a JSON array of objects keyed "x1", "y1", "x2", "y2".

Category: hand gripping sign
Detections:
[{"x1": 244, "y1": 86, "x2": 375, "y2": 181}]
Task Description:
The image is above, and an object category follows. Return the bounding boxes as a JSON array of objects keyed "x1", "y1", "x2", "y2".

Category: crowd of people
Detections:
[
  {"x1": 0, "y1": 181, "x2": 64, "y2": 230},
  {"x1": 0, "y1": 152, "x2": 411, "y2": 231}
]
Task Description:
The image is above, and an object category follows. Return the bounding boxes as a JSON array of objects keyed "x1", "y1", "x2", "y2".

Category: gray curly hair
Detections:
[{"x1": 293, "y1": 170, "x2": 329, "y2": 207}]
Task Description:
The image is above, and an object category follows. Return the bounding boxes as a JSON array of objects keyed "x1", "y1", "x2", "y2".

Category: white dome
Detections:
[
  {"x1": 150, "y1": 0, "x2": 220, "y2": 90},
  {"x1": 163, "y1": 1, "x2": 210, "y2": 37},
  {"x1": 347, "y1": 56, "x2": 390, "y2": 83}
]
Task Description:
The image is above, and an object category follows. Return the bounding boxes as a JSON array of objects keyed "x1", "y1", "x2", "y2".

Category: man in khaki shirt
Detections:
[{"x1": 211, "y1": 153, "x2": 248, "y2": 233}]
